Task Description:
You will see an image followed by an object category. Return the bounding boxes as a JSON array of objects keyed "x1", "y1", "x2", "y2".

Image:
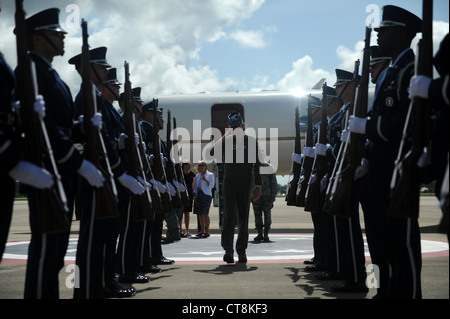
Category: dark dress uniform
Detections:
[
  {"x1": 327, "y1": 71, "x2": 366, "y2": 291},
  {"x1": 0, "y1": 53, "x2": 20, "y2": 263},
  {"x1": 15, "y1": 9, "x2": 86, "y2": 299},
  {"x1": 219, "y1": 113, "x2": 262, "y2": 262},
  {"x1": 138, "y1": 103, "x2": 173, "y2": 267},
  {"x1": 69, "y1": 47, "x2": 128, "y2": 299},
  {"x1": 364, "y1": 5, "x2": 423, "y2": 299},
  {"x1": 425, "y1": 34, "x2": 449, "y2": 238}
]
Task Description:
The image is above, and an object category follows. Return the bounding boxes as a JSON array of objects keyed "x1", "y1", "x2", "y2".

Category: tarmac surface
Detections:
[{"x1": 0, "y1": 196, "x2": 448, "y2": 306}]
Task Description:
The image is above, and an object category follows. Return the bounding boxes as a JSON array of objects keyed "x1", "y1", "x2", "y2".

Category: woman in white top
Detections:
[{"x1": 193, "y1": 161, "x2": 215, "y2": 237}]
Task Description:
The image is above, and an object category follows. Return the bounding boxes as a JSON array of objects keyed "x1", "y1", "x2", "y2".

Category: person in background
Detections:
[{"x1": 193, "y1": 160, "x2": 215, "y2": 238}]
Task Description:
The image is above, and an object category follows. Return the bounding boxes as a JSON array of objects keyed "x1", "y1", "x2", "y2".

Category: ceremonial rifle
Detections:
[
  {"x1": 389, "y1": 0, "x2": 433, "y2": 218},
  {"x1": 165, "y1": 110, "x2": 182, "y2": 208},
  {"x1": 304, "y1": 84, "x2": 329, "y2": 212},
  {"x1": 327, "y1": 27, "x2": 370, "y2": 217},
  {"x1": 286, "y1": 106, "x2": 301, "y2": 206},
  {"x1": 152, "y1": 99, "x2": 173, "y2": 213},
  {"x1": 172, "y1": 116, "x2": 190, "y2": 207},
  {"x1": 123, "y1": 62, "x2": 153, "y2": 221},
  {"x1": 295, "y1": 96, "x2": 314, "y2": 207},
  {"x1": 80, "y1": 20, "x2": 120, "y2": 219},
  {"x1": 136, "y1": 118, "x2": 164, "y2": 214},
  {"x1": 14, "y1": 0, "x2": 69, "y2": 233},
  {"x1": 323, "y1": 56, "x2": 363, "y2": 215}
]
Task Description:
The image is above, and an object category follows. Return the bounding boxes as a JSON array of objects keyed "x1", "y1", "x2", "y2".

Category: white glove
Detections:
[
  {"x1": 134, "y1": 133, "x2": 140, "y2": 145},
  {"x1": 303, "y1": 146, "x2": 315, "y2": 158},
  {"x1": 348, "y1": 116, "x2": 367, "y2": 135},
  {"x1": 341, "y1": 129, "x2": 350, "y2": 144},
  {"x1": 118, "y1": 173, "x2": 145, "y2": 195},
  {"x1": 91, "y1": 112, "x2": 103, "y2": 130},
  {"x1": 9, "y1": 160, "x2": 54, "y2": 189},
  {"x1": 354, "y1": 158, "x2": 369, "y2": 181},
  {"x1": 320, "y1": 174, "x2": 328, "y2": 192},
  {"x1": 150, "y1": 179, "x2": 166, "y2": 193},
  {"x1": 77, "y1": 159, "x2": 105, "y2": 187},
  {"x1": 166, "y1": 182, "x2": 176, "y2": 196},
  {"x1": 315, "y1": 143, "x2": 329, "y2": 156},
  {"x1": 34, "y1": 95, "x2": 46, "y2": 119},
  {"x1": 118, "y1": 133, "x2": 128, "y2": 150},
  {"x1": 141, "y1": 142, "x2": 147, "y2": 152},
  {"x1": 173, "y1": 179, "x2": 186, "y2": 192},
  {"x1": 409, "y1": 75, "x2": 432, "y2": 99},
  {"x1": 137, "y1": 175, "x2": 152, "y2": 190},
  {"x1": 292, "y1": 153, "x2": 303, "y2": 164}
]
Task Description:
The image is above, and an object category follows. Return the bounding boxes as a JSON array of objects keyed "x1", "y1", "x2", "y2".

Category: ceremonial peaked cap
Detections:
[
  {"x1": 142, "y1": 100, "x2": 163, "y2": 114},
  {"x1": 375, "y1": 5, "x2": 422, "y2": 34},
  {"x1": 104, "y1": 68, "x2": 122, "y2": 85},
  {"x1": 132, "y1": 87, "x2": 143, "y2": 102},
  {"x1": 119, "y1": 87, "x2": 144, "y2": 102},
  {"x1": 333, "y1": 69, "x2": 353, "y2": 86},
  {"x1": 322, "y1": 85, "x2": 338, "y2": 99},
  {"x1": 308, "y1": 95, "x2": 321, "y2": 109},
  {"x1": 14, "y1": 8, "x2": 66, "y2": 35},
  {"x1": 68, "y1": 46, "x2": 112, "y2": 69},
  {"x1": 370, "y1": 46, "x2": 391, "y2": 66}
]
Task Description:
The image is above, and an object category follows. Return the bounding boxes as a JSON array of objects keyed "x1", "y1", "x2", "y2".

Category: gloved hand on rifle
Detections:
[
  {"x1": 166, "y1": 181, "x2": 176, "y2": 196},
  {"x1": 150, "y1": 179, "x2": 166, "y2": 193},
  {"x1": 354, "y1": 158, "x2": 369, "y2": 181},
  {"x1": 118, "y1": 133, "x2": 128, "y2": 150},
  {"x1": 173, "y1": 179, "x2": 186, "y2": 192},
  {"x1": 34, "y1": 95, "x2": 46, "y2": 119},
  {"x1": 341, "y1": 129, "x2": 350, "y2": 144},
  {"x1": 118, "y1": 173, "x2": 145, "y2": 195},
  {"x1": 137, "y1": 175, "x2": 152, "y2": 191},
  {"x1": 409, "y1": 75, "x2": 432, "y2": 99},
  {"x1": 292, "y1": 153, "x2": 303, "y2": 164},
  {"x1": 315, "y1": 143, "x2": 330, "y2": 156},
  {"x1": 9, "y1": 160, "x2": 54, "y2": 189},
  {"x1": 348, "y1": 115, "x2": 367, "y2": 135},
  {"x1": 77, "y1": 113, "x2": 103, "y2": 131},
  {"x1": 303, "y1": 146, "x2": 315, "y2": 158},
  {"x1": 77, "y1": 159, "x2": 105, "y2": 188}
]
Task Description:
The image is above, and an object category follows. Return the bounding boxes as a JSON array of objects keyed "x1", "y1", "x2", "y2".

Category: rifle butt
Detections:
[
  {"x1": 295, "y1": 177, "x2": 308, "y2": 207},
  {"x1": 304, "y1": 183, "x2": 321, "y2": 212},
  {"x1": 94, "y1": 183, "x2": 120, "y2": 220},
  {"x1": 131, "y1": 193, "x2": 153, "y2": 221},
  {"x1": 180, "y1": 191, "x2": 190, "y2": 207},
  {"x1": 37, "y1": 188, "x2": 70, "y2": 234},
  {"x1": 389, "y1": 159, "x2": 420, "y2": 219},
  {"x1": 150, "y1": 189, "x2": 164, "y2": 213}
]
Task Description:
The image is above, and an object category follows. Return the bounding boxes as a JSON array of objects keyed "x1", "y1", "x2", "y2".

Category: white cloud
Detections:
[
  {"x1": 1, "y1": 0, "x2": 265, "y2": 98},
  {"x1": 276, "y1": 56, "x2": 332, "y2": 92},
  {"x1": 229, "y1": 29, "x2": 267, "y2": 49}
]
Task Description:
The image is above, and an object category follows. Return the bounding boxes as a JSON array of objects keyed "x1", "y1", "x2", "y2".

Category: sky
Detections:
[{"x1": 1, "y1": 0, "x2": 449, "y2": 183}]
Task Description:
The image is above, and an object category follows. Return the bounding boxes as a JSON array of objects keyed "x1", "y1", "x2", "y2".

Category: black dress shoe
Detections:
[
  {"x1": 138, "y1": 264, "x2": 162, "y2": 274},
  {"x1": 223, "y1": 253, "x2": 234, "y2": 264},
  {"x1": 119, "y1": 273, "x2": 150, "y2": 284},
  {"x1": 315, "y1": 271, "x2": 344, "y2": 280},
  {"x1": 303, "y1": 258, "x2": 316, "y2": 265},
  {"x1": 304, "y1": 264, "x2": 326, "y2": 272},
  {"x1": 103, "y1": 279, "x2": 135, "y2": 298},
  {"x1": 151, "y1": 257, "x2": 175, "y2": 265},
  {"x1": 331, "y1": 281, "x2": 369, "y2": 293}
]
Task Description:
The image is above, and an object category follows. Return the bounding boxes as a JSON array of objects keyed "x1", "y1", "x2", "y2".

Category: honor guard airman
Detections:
[
  {"x1": 69, "y1": 46, "x2": 144, "y2": 299},
  {"x1": 139, "y1": 101, "x2": 175, "y2": 267},
  {"x1": 348, "y1": 5, "x2": 423, "y2": 299},
  {"x1": 1, "y1": 48, "x2": 54, "y2": 264},
  {"x1": 13, "y1": 8, "x2": 106, "y2": 299}
]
